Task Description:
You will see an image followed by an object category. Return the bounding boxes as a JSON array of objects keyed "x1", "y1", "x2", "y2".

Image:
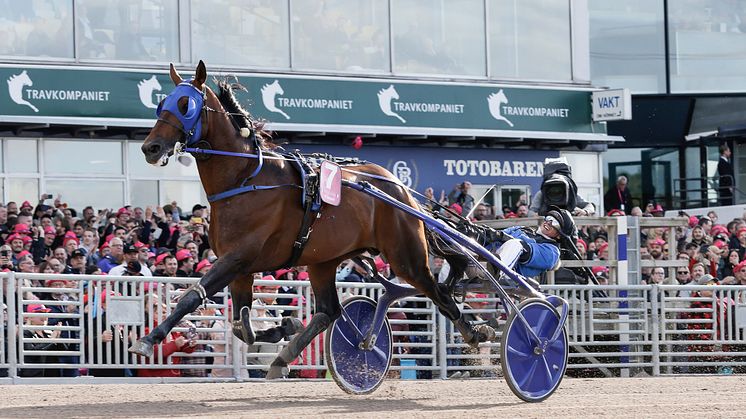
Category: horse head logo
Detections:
[
  {"x1": 261, "y1": 80, "x2": 290, "y2": 120},
  {"x1": 377, "y1": 85, "x2": 405, "y2": 123},
  {"x1": 137, "y1": 75, "x2": 162, "y2": 109},
  {"x1": 487, "y1": 89, "x2": 513, "y2": 127},
  {"x1": 7, "y1": 70, "x2": 38, "y2": 112}
]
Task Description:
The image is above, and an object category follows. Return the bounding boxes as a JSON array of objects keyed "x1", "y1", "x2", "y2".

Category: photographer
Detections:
[
  {"x1": 529, "y1": 158, "x2": 595, "y2": 216},
  {"x1": 447, "y1": 181, "x2": 475, "y2": 216}
]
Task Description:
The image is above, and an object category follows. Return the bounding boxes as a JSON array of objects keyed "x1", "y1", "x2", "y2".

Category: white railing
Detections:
[{"x1": 2, "y1": 272, "x2": 746, "y2": 383}]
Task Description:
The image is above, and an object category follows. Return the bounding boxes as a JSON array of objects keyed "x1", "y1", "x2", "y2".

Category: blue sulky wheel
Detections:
[
  {"x1": 325, "y1": 296, "x2": 393, "y2": 395},
  {"x1": 501, "y1": 298, "x2": 568, "y2": 402}
]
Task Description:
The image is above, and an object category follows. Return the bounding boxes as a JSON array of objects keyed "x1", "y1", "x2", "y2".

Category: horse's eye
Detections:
[{"x1": 178, "y1": 97, "x2": 189, "y2": 115}]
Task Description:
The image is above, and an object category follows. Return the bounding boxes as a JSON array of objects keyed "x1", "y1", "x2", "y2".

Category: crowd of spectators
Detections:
[{"x1": 5, "y1": 174, "x2": 746, "y2": 379}]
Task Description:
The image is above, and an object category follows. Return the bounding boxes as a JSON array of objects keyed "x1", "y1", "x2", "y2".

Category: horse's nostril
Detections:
[{"x1": 143, "y1": 143, "x2": 161, "y2": 156}]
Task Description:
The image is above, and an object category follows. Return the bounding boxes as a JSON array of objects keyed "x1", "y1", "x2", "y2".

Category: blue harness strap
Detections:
[{"x1": 207, "y1": 183, "x2": 300, "y2": 203}]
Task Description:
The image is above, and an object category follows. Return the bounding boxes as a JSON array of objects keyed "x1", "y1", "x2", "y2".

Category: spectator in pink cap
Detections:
[
  {"x1": 576, "y1": 238, "x2": 588, "y2": 259},
  {"x1": 175, "y1": 249, "x2": 194, "y2": 277},
  {"x1": 7, "y1": 234, "x2": 26, "y2": 263},
  {"x1": 30, "y1": 225, "x2": 57, "y2": 264},
  {"x1": 448, "y1": 203, "x2": 463, "y2": 216},
  {"x1": 154, "y1": 253, "x2": 178, "y2": 277},
  {"x1": 97, "y1": 237, "x2": 124, "y2": 274},
  {"x1": 19, "y1": 304, "x2": 64, "y2": 378},
  {"x1": 647, "y1": 238, "x2": 665, "y2": 260},
  {"x1": 63, "y1": 232, "x2": 79, "y2": 256},
  {"x1": 13, "y1": 223, "x2": 31, "y2": 236},
  {"x1": 134, "y1": 241, "x2": 151, "y2": 266},
  {"x1": 597, "y1": 242, "x2": 609, "y2": 260},
  {"x1": 19, "y1": 200, "x2": 33, "y2": 215},
  {"x1": 193, "y1": 259, "x2": 212, "y2": 277}
]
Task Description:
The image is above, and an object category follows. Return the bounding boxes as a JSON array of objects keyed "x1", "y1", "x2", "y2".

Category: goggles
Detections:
[{"x1": 543, "y1": 215, "x2": 561, "y2": 231}]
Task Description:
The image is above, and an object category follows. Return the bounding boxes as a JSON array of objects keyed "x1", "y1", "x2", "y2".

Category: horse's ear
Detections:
[
  {"x1": 195, "y1": 60, "x2": 207, "y2": 88},
  {"x1": 169, "y1": 63, "x2": 182, "y2": 86}
]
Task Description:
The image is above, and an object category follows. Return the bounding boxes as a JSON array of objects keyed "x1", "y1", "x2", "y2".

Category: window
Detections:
[
  {"x1": 44, "y1": 140, "x2": 122, "y2": 174},
  {"x1": 8, "y1": 178, "x2": 37, "y2": 205},
  {"x1": 46, "y1": 180, "x2": 124, "y2": 211},
  {"x1": 489, "y1": 0, "x2": 572, "y2": 81},
  {"x1": 192, "y1": 0, "x2": 289, "y2": 68},
  {"x1": 162, "y1": 181, "x2": 204, "y2": 209},
  {"x1": 130, "y1": 180, "x2": 159, "y2": 209},
  {"x1": 76, "y1": 0, "x2": 178, "y2": 62},
  {"x1": 668, "y1": 0, "x2": 746, "y2": 92},
  {"x1": 561, "y1": 152, "x2": 599, "y2": 184},
  {"x1": 0, "y1": 0, "x2": 74, "y2": 58},
  {"x1": 292, "y1": 0, "x2": 389, "y2": 72},
  {"x1": 6, "y1": 139, "x2": 37, "y2": 173},
  {"x1": 590, "y1": 1, "x2": 666, "y2": 93},
  {"x1": 392, "y1": 0, "x2": 485, "y2": 76}
]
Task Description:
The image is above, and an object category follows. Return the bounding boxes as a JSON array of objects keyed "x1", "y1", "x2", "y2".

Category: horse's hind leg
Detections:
[
  {"x1": 231, "y1": 277, "x2": 305, "y2": 345},
  {"x1": 266, "y1": 260, "x2": 341, "y2": 379},
  {"x1": 385, "y1": 239, "x2": 494, "y2": 348}
]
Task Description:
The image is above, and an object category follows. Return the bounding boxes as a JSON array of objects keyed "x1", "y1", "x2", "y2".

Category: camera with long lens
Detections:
[
  {"x1": 542, "y1": 174, "x2": 571, "y2": 208},
  {"x1": 537, "y1": 158, "x2": 578, "y2": 215}
]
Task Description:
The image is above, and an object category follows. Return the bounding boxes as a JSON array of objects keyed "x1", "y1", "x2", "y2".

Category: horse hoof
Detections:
[
  {"x1": 128, "y1": 339, "x2": 154, "y2": 357},
  {"x1": 475, "y1": 324, "x2": 496, "y2": 342},
  {"x1": 232, "y1": 306, "x2": 256, "y2": 344},
  {"x1": 265, "y1": 366, "x2": 289, "y2": 380}
]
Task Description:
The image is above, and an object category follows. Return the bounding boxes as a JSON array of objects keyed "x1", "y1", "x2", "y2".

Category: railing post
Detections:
[
  {"x1": 650, "y1": 285, "x2": 660, "y2": 376},
  {"x1": 616, "y1": 216, "x2": 630, "y2": 377},
  {"x1": 437, "y1": 312, "x2": 447, "y2": 379},
  {"x1": 232, "y1": 334, "x2": 243, "y2": 381},
  {"x1": 7, "y1": 272, "x2": 16, "y2": 380}
]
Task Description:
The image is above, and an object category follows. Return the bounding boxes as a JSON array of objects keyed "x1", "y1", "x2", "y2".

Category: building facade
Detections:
[
  {"x1": 0, "y1": 0, "x2": 615, "y2": 211},
  {"x1": 591, "y1": 0, "x2": 746, "y2": 210}
]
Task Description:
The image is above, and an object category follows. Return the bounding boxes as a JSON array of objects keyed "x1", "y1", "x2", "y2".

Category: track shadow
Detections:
[{"x1": 0, "y1": 394, "x2": 523, "y2": 418}]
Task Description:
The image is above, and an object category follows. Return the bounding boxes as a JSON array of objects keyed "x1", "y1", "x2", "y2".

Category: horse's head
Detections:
[
  {"x1": 270, "y1": 80, "x2": 283, "y2": 95},
  {"x1": 142, "y1": 61, "x2": 212, "y2": 166},
  {"x1": 382, "y1": 85, "x2": 398, "y2": 100}
]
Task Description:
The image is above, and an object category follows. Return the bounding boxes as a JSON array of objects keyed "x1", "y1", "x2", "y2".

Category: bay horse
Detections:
[{"x1": 130, "y1": 61, "x2": 489, "y2": 378}]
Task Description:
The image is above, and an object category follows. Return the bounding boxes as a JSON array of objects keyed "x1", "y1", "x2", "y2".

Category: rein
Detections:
[{"x1": 160, "y1": 81, "x2": 407, "y2": 203}]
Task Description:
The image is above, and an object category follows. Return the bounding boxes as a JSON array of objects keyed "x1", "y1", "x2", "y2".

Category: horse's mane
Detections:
[{"x1": 215, "y1": 78, "x2": 275, "y2": 149}]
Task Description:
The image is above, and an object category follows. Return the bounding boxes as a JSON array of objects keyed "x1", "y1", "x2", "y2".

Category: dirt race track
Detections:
[{"x1": 1, "y1": 376, "x2": 745, "y2": 418}]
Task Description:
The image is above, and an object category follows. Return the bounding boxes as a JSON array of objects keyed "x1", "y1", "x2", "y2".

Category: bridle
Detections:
[{"x1": 154, "y1": 79, "x2": 265, "y2": 183}]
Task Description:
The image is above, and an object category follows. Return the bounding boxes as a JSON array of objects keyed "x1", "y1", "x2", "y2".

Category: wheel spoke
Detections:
[
  {"x1": 517, "y1": 357, "x2": 539, "y2": 389},
  {"x1": 535, "y1": 308, "x2": 552, "y2": 337},
  {"x1": 333, "y1": 322, "x2": 359, "y2": 348},
  {"x1": 507, "y1": 343, "x2": 532, "y2": 358},
  {"x1": 541, "y1": 354, "x2": 553, "y2": 382},
  {"x1": 372, "y1": 344, "x2": 389, "y2": 362}
]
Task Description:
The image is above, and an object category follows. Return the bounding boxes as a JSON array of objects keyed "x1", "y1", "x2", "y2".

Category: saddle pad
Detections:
[{"x1": 320, "y1": 160, "x2": 342, "y2": 206}]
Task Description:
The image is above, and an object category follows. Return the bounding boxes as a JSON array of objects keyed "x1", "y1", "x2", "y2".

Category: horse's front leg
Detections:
[
  {"x1": 129, "y1": 254, "x2": 246, "y2": 357},
  {"x1": 266, "y1": 261, "x2": 341, "y2": 379}
]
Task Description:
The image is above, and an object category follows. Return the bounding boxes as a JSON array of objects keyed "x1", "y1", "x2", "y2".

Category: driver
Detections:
[{"x1": 462, "y1": 207, "x2": 577, "y2": 292}]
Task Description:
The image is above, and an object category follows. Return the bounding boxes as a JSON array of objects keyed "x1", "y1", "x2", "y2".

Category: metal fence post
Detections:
[
  {"x1": 231, "y1": 334, "x2": 243, "y2": 381},
  {"x1": 437, "y1": 312, "x2": 447, "y2": 379},
  {"x1": 7, "y1": 272, "x2": 16, "y2": 380},
  {"x1": 650, "y1": 285, "x2": 660, "y2": 376}
]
